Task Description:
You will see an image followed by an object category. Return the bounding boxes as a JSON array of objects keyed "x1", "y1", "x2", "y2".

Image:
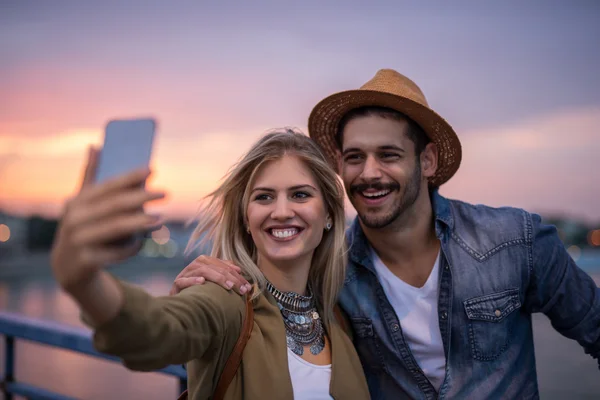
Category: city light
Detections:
[
  {"x1": 588, "y1": 229, "x2": 600, "y2": 247},
  {"x1": 140, "y1": 237, "x2": 179, "y2": 258},
  {"x1": 567, "y1": 245, "x2": 581, "y2": 262},
  {"x1": 140, "y1": 239, "x2": 160, "y2": 258},
  {"x1": 0, "y1": 224, "x2": 10, "y2": 242},
  {"x1": 151, "y1": 225, "x2": 170, "y2": 245},
  {"x1": 159, "y1": 240, "x2": 179, "y2": 258}
]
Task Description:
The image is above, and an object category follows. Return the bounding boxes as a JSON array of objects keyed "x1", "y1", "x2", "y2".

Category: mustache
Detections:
[{"x1": 350, "y1": 182, "x2": 400, "y2": 194}]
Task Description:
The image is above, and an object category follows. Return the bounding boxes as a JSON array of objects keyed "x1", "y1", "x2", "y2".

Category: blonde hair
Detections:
[{"x1": 186, "y1": 128, "x2": 347, "y2": 323}]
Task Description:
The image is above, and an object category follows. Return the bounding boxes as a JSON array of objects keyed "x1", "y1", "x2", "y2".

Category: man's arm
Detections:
[{"x1": 525, "y1": 213, "x2": 600, "y2": 368}]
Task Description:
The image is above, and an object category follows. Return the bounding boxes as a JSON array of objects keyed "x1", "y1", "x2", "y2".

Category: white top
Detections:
[
  {"x1": 371, "y1": 249, "x2": 446, "y2": 391},
  {"x1": 287, "y1": 348, "x2": 333, "y2": 400}
]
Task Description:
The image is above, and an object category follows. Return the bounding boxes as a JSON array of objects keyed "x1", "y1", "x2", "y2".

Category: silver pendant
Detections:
[
  {"x1": 287, "y1": 335, "x2": 304, "y2": 355},
  {"x1": 309, "y1": 336, "x2": 325, "y2": 355},
  {"x1": 287, "y1": 334, "x2": 325, "y2": 356}
]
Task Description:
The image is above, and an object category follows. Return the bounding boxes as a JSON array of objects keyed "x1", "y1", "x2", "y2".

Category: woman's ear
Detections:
[{"x1": 325, "y1": 215, "x2": 333, "y2": 231}]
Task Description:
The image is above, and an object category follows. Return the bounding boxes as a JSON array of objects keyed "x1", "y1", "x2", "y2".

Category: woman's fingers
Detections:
[
  {"x1": 79, "y1": 240, "x2": 143, "y2": 268},
  {"x1": 73, "y1": 212, "x2": 161, "y2": 247},
  {"x1": 57, "y1": 240, "x2": 142, "y2": 291},
  {"x1": 70, "y1": 189, "x2": 166, "y2": 227},
  {"x1": 79, "y1": 167, "x2": 152, "y2": 203},
  {"x1": 79, "y1": 146, "x2": 100, "y2": 192}
]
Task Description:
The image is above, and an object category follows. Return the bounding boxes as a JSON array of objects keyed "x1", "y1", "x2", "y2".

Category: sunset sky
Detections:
[{"x1": 1, "y1": 1, "x2": 599, "y2": 222}]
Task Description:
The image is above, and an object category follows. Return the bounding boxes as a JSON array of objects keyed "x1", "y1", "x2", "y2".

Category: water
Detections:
[{"x1": 1, "y1": 252, "x2": 599, "y2": 399}]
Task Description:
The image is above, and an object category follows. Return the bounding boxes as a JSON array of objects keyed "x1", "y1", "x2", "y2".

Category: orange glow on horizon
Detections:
[{"x1": 1, "y1": 102, "x2": 599, "y2": 222}]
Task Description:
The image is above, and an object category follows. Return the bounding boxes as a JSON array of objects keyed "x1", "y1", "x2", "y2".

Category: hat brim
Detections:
[{"x1": 308, "y1": 89, "x2": 462, "y2": 187}]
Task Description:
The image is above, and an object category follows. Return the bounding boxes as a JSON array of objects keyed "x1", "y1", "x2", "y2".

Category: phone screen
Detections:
[{"x1": 95, "y1": 118, "x2": 156, "y2": 183}]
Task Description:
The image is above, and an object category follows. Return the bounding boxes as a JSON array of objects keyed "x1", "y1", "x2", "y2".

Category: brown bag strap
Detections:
[
  {"x1": 213, "y1": 296, "x2": 254, "y2": 399},
  {"x1": 176, "y1": 296, "x2": 254, "y2": 400}
]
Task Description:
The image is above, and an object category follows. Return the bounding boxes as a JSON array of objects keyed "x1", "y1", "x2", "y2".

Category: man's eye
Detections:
[
  {"x1": 344, "y1": 154, "x2": 362, "y2": 161},
  {"x1": 381, "y1": 153, "x2": 400, "y2": 159}
]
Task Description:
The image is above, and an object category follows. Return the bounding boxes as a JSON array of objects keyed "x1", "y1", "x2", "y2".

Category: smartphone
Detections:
[
  {"x1": 95, "y1": 117, "x2": 157, "y2": 246},
  {"x1": 96, "y1": 118, "x2": 157, "y2": 184}
]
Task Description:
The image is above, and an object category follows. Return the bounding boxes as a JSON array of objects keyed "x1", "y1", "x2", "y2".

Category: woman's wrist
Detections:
[{"x1": 69, "y1": 270, "x2": 125, "y2": 326}]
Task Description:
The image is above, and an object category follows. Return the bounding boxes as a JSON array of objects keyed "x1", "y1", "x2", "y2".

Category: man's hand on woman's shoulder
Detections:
[{"x1": 170, "y1": 255, "x2": 252, "y2": 296}]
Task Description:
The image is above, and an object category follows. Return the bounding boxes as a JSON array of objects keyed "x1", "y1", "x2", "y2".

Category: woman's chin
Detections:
[{"x1": 259, "y1": 248, "x2": 313, "y2": 266}]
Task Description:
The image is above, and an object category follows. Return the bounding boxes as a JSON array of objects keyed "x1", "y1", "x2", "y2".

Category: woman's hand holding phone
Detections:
[{"x1": 50, "y1": 146, "x2": 165, "y2": 296}]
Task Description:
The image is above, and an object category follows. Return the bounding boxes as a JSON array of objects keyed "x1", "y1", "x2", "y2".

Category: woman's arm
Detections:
[
  {"x1": 70, "y1": 270, "x2": 124, "y2": 326},
  {"x1": 87, "y1": 279, "x2": 245, "y2": 371},
  {"x1": 50, "y1": 148, "x2": 245, "y2": 372}
]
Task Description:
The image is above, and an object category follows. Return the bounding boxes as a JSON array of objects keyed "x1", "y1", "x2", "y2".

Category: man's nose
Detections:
[{"x1": 359, "y1": 155, "x2": 383, "y2": 181}]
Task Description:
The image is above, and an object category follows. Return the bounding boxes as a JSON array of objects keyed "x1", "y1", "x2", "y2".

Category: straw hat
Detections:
[{"x1": 308, "y1": 69, "x2": 462, "y2": 187}]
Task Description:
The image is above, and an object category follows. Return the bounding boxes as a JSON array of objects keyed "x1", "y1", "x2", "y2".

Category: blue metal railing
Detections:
[{"x1": 0, "y1": 311, "x2": 187, "y2": 399}]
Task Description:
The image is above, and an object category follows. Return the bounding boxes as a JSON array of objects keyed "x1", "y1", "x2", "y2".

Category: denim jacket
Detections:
[{"x1": 339, "y1": 190, "x2": 600, "y2": 399}]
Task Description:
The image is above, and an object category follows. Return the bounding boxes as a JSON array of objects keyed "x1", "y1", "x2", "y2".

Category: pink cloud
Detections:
[{"x1": 442, "y1": 106, "x2": 599, "y2": 221}]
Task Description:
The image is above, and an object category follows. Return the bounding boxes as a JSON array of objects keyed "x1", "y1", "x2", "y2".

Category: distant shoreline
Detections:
[
  {"x1": 1, "y1": 249, "x2": 599, "y2": 280},
  {"x1": 0, "y1": 251, "x2": 188, "y2": 279}
]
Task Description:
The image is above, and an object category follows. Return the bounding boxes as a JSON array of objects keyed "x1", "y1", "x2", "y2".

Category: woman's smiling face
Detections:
[{"x1": 246, "y1": 155, "x2": 329, "y2": 267}]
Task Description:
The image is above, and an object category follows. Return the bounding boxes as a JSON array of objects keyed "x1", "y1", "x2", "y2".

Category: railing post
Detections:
[
  {"x1": 1, "y1": 311, "x2": 187, "y2": 398},
  {"x1": 2, "y1": 335, "x2": 15, "y2": 400}
]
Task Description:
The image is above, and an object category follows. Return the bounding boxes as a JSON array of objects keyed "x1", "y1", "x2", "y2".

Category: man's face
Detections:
[{"x1": 339, "y1": 115, "x2": 425, "y2": 229}]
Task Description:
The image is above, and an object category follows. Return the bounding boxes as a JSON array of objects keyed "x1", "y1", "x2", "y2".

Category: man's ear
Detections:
[{"x1": 421, "y1": 142, "x2": 438, "y2": 179}]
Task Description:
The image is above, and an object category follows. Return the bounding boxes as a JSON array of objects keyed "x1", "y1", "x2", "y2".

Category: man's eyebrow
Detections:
[
  {"x1": 379, "y1": 145, "x2": 405, "y2": 153},
  {"x1": 342, "y1": 145, "x2": 405, "y2": 155},
  {"x1": 342, "y1": 147, "x2": 362, "y2": 156}
]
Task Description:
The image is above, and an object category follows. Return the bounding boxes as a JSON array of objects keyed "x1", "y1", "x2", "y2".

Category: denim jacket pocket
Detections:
[
  {"x1": 463, "y1": 288, "x2": 522, "y2": 361},
  {"x1": 351, "y1": 317, "x2": 386, "y2": 371}
]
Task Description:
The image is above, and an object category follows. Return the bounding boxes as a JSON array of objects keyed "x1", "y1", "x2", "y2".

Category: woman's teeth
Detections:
[{"x1": 270, "y1": 228, "x2": 299, "y2": 238}]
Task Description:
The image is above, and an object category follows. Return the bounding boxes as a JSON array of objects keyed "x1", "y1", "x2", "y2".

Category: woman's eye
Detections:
[
  {"x1": 293, "y1": 191, "x2": 311, "y2": 199},
  {"x1": 254, "y1": 194, "x2": 272, "y2": 201}
]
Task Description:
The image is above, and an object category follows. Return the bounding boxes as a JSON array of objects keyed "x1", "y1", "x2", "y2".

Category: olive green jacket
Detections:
[{"x1": 87, "y1": 280, "x2": 371, "y2": 399}]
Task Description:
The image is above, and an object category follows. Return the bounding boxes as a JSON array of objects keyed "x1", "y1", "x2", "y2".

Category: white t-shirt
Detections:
[
  {"x1": 287, "y1": 348, "x2": 333, "y2": 400},
  {"x1": 371, "y1": 249, "x2": 446, "y2": 391}
]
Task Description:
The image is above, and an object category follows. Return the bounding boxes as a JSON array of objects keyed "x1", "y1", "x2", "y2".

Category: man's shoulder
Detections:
[
  {"x1": 445, "y1": 197, "x2": 536, "y2": 255},
  {"x1": 447, "y1": 197, "x2": 531, "y2": 226}
]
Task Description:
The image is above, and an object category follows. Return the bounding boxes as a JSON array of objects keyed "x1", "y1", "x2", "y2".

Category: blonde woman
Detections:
[{"x1": 50, "y1": 129, "x2": 370, "y2": 400}]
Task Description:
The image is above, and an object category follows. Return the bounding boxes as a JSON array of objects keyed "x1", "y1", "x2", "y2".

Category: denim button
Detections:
[
  {"x1": 445, "y1": 265, "x2": 449, "y2": 270},
  {"x1": 441, "y1": 311, "x2": 448, "y2": 319},
  {"x1": 391, "y1": 323, "x2": 400, "y2": 332},
  {"x1": 494, "y1": 309, "x2": 501, "y2": 317}
]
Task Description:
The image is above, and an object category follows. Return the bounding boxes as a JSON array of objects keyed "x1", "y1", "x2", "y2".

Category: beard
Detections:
[{"x1": 350, "y1": 163, "x2": 422, "y2": 229}]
